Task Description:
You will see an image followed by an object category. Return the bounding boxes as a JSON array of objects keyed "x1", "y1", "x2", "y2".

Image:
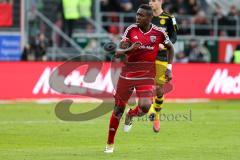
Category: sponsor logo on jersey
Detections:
[{"x1": 139, "y1": 45, "x2": 154, "y2": 50}]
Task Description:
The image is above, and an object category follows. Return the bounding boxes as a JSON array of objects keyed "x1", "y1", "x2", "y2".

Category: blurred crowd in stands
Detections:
[
  {"x1": 100, "y1": 0, "x2": 240, "y2": 63},
  {"x1": 21, "y1": 33, "x2": 49, "y2": 61},
  {"x1": 175, "y1": 39, "x2": 211, "y2": 63},
  {"x1": 101, "y1": 0, "x2": 240, "y2": 37},
  {"x1": 11, "y1": 0, "x2": 240, "y2": 63},
  {"x1": 101, "y1": 0, "x2": 203, "y2": 14}
]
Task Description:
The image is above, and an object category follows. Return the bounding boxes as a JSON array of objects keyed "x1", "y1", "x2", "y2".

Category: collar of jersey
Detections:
[{"x1": 138, "y1": 24, "x2": 153, "y2": 35}]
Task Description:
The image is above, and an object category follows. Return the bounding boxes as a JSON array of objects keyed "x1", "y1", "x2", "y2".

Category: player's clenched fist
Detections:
[{"x1": 165, "y1": 68, "x2": 172, "y2": 82}]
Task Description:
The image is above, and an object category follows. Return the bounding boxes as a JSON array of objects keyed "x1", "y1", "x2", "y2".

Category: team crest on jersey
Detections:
[
  {"x1": 160, "y1": 19, "x2": 166, "y2": 25},
  {"x1": 150, "y1": 36, "x2": 156, "y2": 43}
]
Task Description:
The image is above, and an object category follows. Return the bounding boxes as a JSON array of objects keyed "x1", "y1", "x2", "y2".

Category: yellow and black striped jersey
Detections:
[
  {"x1": 152, "y1": 11, "x2": 178, "y2": 44},
  {"x1": 152, "y1": 11, "x2": 178, "y2": 61}
]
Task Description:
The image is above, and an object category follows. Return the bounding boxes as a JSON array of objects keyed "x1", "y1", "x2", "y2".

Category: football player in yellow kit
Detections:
[{"x1": 148, "y1": 0, "x2": 178, "y2": 132}]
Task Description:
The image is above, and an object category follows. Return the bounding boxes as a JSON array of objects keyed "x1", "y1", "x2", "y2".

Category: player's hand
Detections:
[
  {"x1": 115, "y1": 42, "x2": 141, "y2": 56},
  {"x1": 165, "y1": 69, "x2": 172, "y2": 82},
  {"x1": 130, "y1": 42, "x2": 142, "y2": 50},
  {"x1": 159, "y1": 43, "x2": 165, "y2": 51}
]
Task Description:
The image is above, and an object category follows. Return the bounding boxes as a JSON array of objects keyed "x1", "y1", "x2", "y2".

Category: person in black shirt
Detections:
[{"x1": 148, "y1": 0, "x2": 178, "y2": 133}]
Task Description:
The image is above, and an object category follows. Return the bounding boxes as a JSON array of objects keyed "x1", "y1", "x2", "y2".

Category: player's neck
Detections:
[
  {"x1": 140, "y1": 24, "x2": 152, "y2": 33},
  {"x1": 153, "y1": 7, "x2": 163, "y2": 16}
]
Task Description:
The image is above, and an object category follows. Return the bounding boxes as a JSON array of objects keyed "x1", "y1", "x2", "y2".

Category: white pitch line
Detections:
[
  {"x1": 0, "y1": 98, "x2": 211, "y2": 104},
  {"x1": 0, "y1": 120, "x2": 62, "y2": 124},
  {"x1": 0, "y1": 120, "x2": 93, "y2": 124}
]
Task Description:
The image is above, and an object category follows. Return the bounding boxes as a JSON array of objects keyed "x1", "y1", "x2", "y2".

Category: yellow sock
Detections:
[
  {"x1": 147, "y1": 104, "x2": 156, "y2": 116},
  {"x1": 154, "y1": 96, "x2": 164, "y2": 120},
  {"x1": 155, "y1": 111, "x2": 160, "y2": 120}
]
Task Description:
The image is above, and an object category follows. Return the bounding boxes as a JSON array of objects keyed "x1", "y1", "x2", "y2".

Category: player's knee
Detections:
[
  {"x1": 156, "y1": 88, "x2": 164, "y2": 97},
  {"x1": 113, "y1": 106, "x2": 125, "y2": 118},
  {"x1": 156, "y1": 92, "x2": 164, "y2": 98},
  {"x1": 115, "y1": 98, "x2": 126, "y2": 108},
  {"x1": 139, "y1": 99, "x2": 152, "y2": 113},
  {"x1": 156, "y1": 85, "x2": 164, "y2": 97},
  {"x1": 140, "y1": 104, "x2": 151, "y2": 113}
]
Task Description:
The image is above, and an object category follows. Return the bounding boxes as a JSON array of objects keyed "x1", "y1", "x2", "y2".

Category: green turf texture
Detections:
[{"x1": 0, "y1": 101, "x2": 239, "y2": 160}]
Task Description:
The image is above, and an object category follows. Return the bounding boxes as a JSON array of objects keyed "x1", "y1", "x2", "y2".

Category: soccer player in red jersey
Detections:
[{"x1": 104, "y1": 4, "x2": 175, "y2": 153}]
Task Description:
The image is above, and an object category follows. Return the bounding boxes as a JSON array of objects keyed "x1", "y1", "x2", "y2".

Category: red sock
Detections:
[
  {"x1": 128, "y1": 106, "x2": 145, "y2": 117},
  {"x1": 107, "y1": 112, "x2": 121, "y2": 145}
]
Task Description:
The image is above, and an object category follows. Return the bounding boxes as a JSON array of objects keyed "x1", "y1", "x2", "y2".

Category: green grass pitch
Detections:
[{"x1": 0, "y1": 100, "x2": 239, "y2": 160}]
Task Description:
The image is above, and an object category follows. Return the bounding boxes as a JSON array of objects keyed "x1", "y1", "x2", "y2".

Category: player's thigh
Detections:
[
  {"x1": 135, "y1": 84, "x2": 154, "y2": 112},
  {"x1": 155, "y1": 60, "x2": 168, "y2": 85},
  {"x1": 114, "y1": 78, "x2": 134, "y2": 107}
]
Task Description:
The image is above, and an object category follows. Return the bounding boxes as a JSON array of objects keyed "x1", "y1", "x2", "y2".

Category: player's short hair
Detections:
[{"x1": 138, "y1": 4, "x2": 153, "y2": 16}]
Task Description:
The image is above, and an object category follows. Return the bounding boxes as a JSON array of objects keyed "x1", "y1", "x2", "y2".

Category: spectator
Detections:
[
  {"x1": 178, "y1": 19, "x2": 191, "y2": 35},
  {"x1": 57, "y1": 0, "x2": 80, "y2": 46},
  {"x1": 22, "y1": 33, "x2": 48, "y2": 62},
  {"x1": 172, "y1": 0, "x2": 187, "y2": 15},
  {"x1": 193, "y1": 10, "x2": 210, "y2": 35},
  {"x1": 185, "y1": 39, "x2": 211, "y2": 63},
  {"x1": 118, "y1": 0, "x2": 133, "y2": 12},
  {"x1": 213, "y1": 3, "x2": 228, "y2": 36},
  {"x1": 226, "y1": 5, "x2": 239, "y2": 37},
  {"x1": 78, "y1": 0, "x2": 92, "y2": 29},
  {"x1": 175, "y1": 51, "x2": 189, "y2": 63},
  {"x1": 32, "y1": 33, "x2": 48, "y2": 61},
  {"x1": 185, "y1": 0, "x2": 199, "y2": 15}
]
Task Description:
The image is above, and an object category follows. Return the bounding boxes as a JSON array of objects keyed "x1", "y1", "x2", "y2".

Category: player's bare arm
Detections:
[
  {"x1": 115, "y1": 41, "x2": 142, "y2": 56},
  {"x1": 163, "y1": 41, "x2": 174, "y2": 82},
  {"x1": 164, "y1": 41, "x2": 174, "y2": 64}
]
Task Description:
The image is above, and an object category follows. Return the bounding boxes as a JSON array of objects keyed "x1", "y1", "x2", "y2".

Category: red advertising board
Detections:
[
  {"x1": 169, "y1": 63, "x2": 240, "y2": 99},
  {"x1": 0, "y1": 62, "x2": 240, "y2": 100},
  {"x1": 0, "y1": 3, "x2": 13, "y2": 27}
]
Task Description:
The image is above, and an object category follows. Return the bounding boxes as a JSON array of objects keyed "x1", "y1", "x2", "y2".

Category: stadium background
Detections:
[{"x1": 0, "y1": 0, "x2": 240, "y2": 160}]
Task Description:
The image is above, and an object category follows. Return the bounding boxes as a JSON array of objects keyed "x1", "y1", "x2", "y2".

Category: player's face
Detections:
[
  {"x1": 149, "y1": 0, "x2": 162, "y2": 10},
  {"x1": 136, "y1": 9, "x2": 151, "y2": 28}
]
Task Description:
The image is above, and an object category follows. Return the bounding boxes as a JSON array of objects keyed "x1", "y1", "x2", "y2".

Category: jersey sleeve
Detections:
[
  {"x1": 161, "y1": 29, "x2": 171, "y2": 45},
  {"x1": 167, "y1": 15, "x2": 178, "y2": 44},
  {"x1": 121, "y1": 24, "x2": 135, "y2": 42}
]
